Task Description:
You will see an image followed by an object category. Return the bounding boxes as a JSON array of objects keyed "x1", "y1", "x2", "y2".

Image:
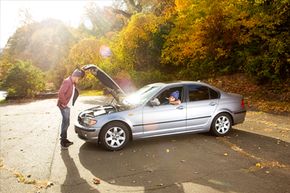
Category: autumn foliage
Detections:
[{"x1": 0, "y1": 0, "x2": 289, "y2": 102}]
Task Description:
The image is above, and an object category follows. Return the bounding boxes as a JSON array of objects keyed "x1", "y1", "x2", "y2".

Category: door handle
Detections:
[
  {"x1": 177, "y1": 106, "x2": 184, "y2": 110},
  {"x1": 209, "y1": 102, "x2": 216, "y2": 106}
]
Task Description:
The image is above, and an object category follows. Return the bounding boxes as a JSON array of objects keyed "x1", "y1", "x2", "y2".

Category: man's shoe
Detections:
[
  {"x1": 64, "y1": 139, "x2": 73, "y2": 146},
  {"x1": 61, "y1": 140, "x2": 68, "y2": 150}
]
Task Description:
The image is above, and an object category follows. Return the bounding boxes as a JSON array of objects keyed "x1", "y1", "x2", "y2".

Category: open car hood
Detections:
[{"x1": 82, "y1": 64, "x2": 125, "y2": 103}]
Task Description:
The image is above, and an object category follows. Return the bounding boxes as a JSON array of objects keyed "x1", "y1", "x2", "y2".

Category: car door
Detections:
[
  {"x1": 186, "y1": 84, "x2": 219, "y2": 131},
  {"x1": 142, "y1": 86, "x2": 187, "y2": 137}
]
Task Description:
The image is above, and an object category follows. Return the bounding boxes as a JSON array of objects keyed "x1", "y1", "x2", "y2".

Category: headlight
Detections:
[{"x1": 83, "y1": 116, "x2": 97, "y2": 126}]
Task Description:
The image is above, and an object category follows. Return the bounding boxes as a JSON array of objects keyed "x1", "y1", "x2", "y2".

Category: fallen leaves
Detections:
[
  {"x1": 205, "y1": 74, "x2": 290, "y2": 114},
  {"x1": 93, "y1": 177, "x2": 101, "y2": 185},
  {"x1": 218, "y1": 137, "x2": 290, "y2": 172},
  {"x1": 14, "y1": 171, "x2": 54, "y2": 188},
  {"x1": 255, "y1": 163, "x2": 262, "y2": 168},
  {"x1": 249, "y1": 161, "x2": 288, "y2": 172},
  {"x1": 0, "y1": 159, "x2": 53, "y2": 190}
]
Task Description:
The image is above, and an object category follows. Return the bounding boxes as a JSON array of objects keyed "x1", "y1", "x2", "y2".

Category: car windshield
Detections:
[{"x1": 123, "y1": 85, "x2": 161, "y2": 106}]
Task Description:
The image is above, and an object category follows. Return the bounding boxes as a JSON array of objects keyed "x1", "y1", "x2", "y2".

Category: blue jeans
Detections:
[{"x1": 60, "y1": 107, "x2": 70, "y2": 140}]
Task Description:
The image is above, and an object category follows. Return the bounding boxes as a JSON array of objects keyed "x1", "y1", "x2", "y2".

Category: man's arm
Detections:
[
  {"x1": 58, "y1": 80, "x2": 70, "y2": 108},
  {"x1": 170, "y1": 100, "x2": 181, "y2": 105}
]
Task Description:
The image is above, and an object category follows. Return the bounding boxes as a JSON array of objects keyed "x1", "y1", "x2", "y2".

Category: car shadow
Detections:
[{"x1": 78, "y1": 129, "x2": 290, "y2": 193}]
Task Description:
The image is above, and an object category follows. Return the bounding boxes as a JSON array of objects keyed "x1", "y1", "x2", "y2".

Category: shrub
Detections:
[{"x1": 1, "y1": 60, "x2": 45, "y2": 97}]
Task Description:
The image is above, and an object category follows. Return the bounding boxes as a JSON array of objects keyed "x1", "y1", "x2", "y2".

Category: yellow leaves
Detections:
[
  {"x1": 215, "y1": 48, "x2": 227, "y2": 59},
  {"x1": 238, "y1": 34, "x2": 251, "y2": 45},
  {"x1": 12, "y1": 169, "x2": 54, "y2": 189},
  {"x1": 254, "y1": 0, "x2": 267, "y2": 5},
  {"x1": 68, "y1": 38, "x2": 101, "y2": 66},
  {"x1": 240, "y1": 18, "x2": 259, "y2": 29},
  {"x1": 120, "y1": 13, "x2": 160, "y2": 50},
  {"x1": 250, "y1": 161, "x2": 288, "y2": 172},
  {"x1": 175, "y1": 0, "x2": 193, "y2": 12},
  {"x1": 255, "y1": 162, "x2": 262, "y2": 168}
]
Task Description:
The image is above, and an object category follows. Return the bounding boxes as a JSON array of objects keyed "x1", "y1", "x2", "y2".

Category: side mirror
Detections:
[{"x1": 149, "y1": 98, "x2": 160, "y2": 106}]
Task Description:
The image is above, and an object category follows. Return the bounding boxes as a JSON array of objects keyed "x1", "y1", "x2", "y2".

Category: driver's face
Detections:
[{"x1": 168, "y1": 96, "x2": 175, "y2": 102}]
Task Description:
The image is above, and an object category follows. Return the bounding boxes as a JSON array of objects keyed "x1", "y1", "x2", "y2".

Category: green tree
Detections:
[
  {"x1": 1, "y1": 60, "x2": 45, "y2": 97},
  {"x1": 160, "y1": 0, "x2": 289, "y2": 82},
  {"x1": 241, "y1": 0, "x2": 290, "y2": 83},
  {"x1": 109, "y1": 13, "x2": 172, "y2": 85}
]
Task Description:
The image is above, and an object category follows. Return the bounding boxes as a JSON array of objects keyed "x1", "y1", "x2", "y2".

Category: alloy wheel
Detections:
[
  {"x1": 105, "y1": 126, "x2": 126, "y2": 148},
  {"x1": 215, "y1": 115, "x2": 231, "y2": 134}
]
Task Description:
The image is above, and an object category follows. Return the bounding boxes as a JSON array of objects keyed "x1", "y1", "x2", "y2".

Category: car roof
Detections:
[
  {"x1": 147, "y1": 81, "x2": 223, "y2": 92},
  {"x1": 149, "y1": 81, "x2": 210, "y2": 87}
]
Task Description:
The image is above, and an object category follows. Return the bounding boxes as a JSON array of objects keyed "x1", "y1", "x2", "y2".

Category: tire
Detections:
[
  {"x1": 99, "y1": 122, "x2": 130, "y2": 151},
  {"x1": 210, "y1": 113, "x2": 232, "y2": 136}
]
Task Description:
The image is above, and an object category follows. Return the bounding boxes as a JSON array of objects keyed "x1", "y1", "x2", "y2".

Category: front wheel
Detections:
[
  {"x1": 99, "y1": 122, "x2": 130, "y2": 151},
  {"x1": 210, "y1": 113, "x2": 232, "y2": 136}
]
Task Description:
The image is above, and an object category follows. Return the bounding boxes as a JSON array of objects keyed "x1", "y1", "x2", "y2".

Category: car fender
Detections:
[
  {"x1": 213, "y1": 108, "x2": 235, "y2": 121},
  {"x1": 98, "y1": 114, "x2": 134, "y2": 131}
]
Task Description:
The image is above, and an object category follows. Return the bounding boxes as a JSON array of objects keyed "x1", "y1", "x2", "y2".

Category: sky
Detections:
[{"x1": 0, "y1": 0, "x2": 113, "y2": 48}]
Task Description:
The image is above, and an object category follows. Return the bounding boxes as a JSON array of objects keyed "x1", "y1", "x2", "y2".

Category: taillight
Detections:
[{"x1": 241, "y1": 98, "x2": 245, "y2": 109}]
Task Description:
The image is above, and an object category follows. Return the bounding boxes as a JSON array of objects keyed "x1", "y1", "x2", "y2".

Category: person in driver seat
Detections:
[{"x1": 168, "y1": 90, "x2": 181, "y2": 105}]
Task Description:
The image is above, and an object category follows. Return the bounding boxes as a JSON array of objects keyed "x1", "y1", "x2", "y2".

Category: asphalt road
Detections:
[{"x1": 0, "y1": 96, "x2": 289, "y2": 193}]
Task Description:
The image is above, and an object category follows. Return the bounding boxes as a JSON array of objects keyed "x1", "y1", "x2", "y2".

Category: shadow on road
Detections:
[
  {"x1": 61, "y1": 150, "x2": 100, "y2": 193},
  {"x1": 77, "y1": 129, "x2": 290, "y2": 193}
]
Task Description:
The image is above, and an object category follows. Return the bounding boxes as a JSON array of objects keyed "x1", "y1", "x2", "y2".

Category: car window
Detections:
[
  {"x1": 156, "y1": 86, "x2": 183, "y2": 105},
  {"x1": 188, "y1": 85, "x2": 210, "y2": 101},
  {"x1": 209, "y1": 88, "x2": 219, "y2": 99}
]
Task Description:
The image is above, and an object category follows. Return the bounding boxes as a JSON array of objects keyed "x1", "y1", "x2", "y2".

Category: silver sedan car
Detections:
[{"x1": 75, "y1": 64, "x2": 246, "y2": 151}]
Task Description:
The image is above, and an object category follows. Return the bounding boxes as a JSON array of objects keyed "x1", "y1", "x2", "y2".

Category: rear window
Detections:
[
  {"x1": 188, "y1": 85, "x2": 209, "y2": 101},
  {"x1": 209, "y1": 88, "x2": 219, "y2": 99},
  {"x1": 188, "y1": 85, "x2": 219, "y2": 101}
]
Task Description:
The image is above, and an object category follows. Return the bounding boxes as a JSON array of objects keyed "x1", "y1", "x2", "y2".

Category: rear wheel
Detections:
[
  {"x1": 210, "y1": 113, "x2": 232, "y2": 136},
  {"x1": 100, "y1": 122, "x2": 130, "y2": 151}
]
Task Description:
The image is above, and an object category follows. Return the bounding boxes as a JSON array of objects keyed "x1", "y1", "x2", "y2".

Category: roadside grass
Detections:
[{"x1": 80, "y1": 90, "x2": 103, "y2": 96}]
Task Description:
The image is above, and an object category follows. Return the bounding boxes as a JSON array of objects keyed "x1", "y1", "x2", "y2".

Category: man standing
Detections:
[{"x1": 57, "y1": 69, "x2": 85, "y2": 149}]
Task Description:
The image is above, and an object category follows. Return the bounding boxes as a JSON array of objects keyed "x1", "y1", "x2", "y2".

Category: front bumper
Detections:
[{"x1": 74, "y1": 122, "x2": 99, "y2": 143}]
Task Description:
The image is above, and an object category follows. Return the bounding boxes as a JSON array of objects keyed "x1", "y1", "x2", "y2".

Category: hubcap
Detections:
[
  {"x1": 105, "y1": 127, "x2": 126, "y2": 148},
  {"x1": 215, "y1": 116, "x2": 230, "y2": 134}
]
